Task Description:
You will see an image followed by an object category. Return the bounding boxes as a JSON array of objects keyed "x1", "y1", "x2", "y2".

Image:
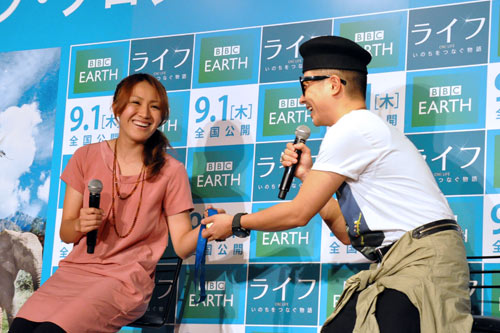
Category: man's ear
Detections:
[{"x1": 329, "y1": 75, "x2": 343, "y2": 95}]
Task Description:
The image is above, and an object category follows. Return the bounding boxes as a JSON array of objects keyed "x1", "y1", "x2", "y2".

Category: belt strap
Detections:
[
  {"x1": 374, "y1": 219, "x2": 459, "y2": 263},
  {"x1": 411, "y1": 219, "x2": 459, "y2": 239},
  {"x1": 374, "y1": 243, "x2": 394, "y2": 263}
]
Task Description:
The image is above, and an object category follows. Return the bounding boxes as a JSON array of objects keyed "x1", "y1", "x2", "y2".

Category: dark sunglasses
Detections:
[{"x1": 299, "y1": 75, "x2": 347, "y2": 95}]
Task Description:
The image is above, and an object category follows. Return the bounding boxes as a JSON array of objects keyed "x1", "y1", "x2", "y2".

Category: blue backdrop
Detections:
[{"x1": 0, "y1": 0, "x2": 499, "y2": 332}]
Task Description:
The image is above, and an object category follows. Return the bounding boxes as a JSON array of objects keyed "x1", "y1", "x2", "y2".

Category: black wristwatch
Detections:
[{"x1": 232, "y1": 213, "x2": 250, "y2": 238}]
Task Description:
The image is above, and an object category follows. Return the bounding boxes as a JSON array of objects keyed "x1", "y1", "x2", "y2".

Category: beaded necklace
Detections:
[{"x1": 109, "y1": 142, "x2": 145, "y2": 238}]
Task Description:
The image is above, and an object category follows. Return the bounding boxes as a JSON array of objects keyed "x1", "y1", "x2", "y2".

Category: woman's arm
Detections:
[
  {"x1": 60, "y1": 184, "x2": 104, "y2": 244},
  {"x1": 167, "y1": 211, "x2": 200, "y2": 259}
]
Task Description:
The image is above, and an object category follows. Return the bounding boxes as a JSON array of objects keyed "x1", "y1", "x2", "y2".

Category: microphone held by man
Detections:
[{"x1": 278, "y1": 125, "x2": 311, "y2": 200}]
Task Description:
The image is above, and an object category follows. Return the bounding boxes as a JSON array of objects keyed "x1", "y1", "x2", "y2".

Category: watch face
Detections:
[{"x1": 233, "y1": 228, "x2": 249, "y2": 238}]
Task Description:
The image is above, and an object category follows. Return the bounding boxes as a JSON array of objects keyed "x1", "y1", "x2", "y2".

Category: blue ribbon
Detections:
[{"x1": 194, "y1": 208, "x2": 217, "y2": 303}]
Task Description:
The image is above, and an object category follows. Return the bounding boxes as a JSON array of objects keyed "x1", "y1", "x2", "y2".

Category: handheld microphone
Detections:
[
  {"x1": 278, "y1": 125, "x2": 311, "y2": 200},
  {"x1": 87, "y1": 179, "x2": 103, "y2": 254}
]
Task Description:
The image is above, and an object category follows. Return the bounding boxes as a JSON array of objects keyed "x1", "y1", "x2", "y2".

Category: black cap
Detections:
[{"x1": 299, "y1": 36, "x2": 372, "y2": 74}]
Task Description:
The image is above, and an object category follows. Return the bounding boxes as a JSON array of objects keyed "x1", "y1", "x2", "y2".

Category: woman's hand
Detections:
[
  {"x1": 204, "y1": 204, "x2": 226, "y2": 218},
  {"x1": 75, "y1": 207, "x2": 104, "y2": 233}
]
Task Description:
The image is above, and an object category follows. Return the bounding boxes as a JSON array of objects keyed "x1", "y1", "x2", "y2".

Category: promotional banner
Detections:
[{"x1": 0, "y1": 0, "x2": 498, "y2": 331}]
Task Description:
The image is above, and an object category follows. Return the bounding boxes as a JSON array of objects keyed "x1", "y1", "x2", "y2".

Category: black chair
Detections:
[
  {"x1": 473, "y1": 315, "x2": 500, "y2": 332},
  {"x1": 468, "y1": 255, "x2": 500, "y2": 332},
  {"x1": 127, "y1": 256, "x2": 183, "y2": 328}
]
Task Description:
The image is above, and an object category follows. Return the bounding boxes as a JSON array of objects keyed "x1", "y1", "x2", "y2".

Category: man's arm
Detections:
[
  {"x1": 281, "y1": 141, "x2": 350, "y2": 244},
  {"x1": 319, "y1": 197, "x2": 350, "y2": 245},
  {"x1": 201, "y1": 169, "x2": 347, "y2": 241}
]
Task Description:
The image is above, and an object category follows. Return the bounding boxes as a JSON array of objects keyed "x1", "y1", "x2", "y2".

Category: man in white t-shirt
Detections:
[{"x1": 202, "y1": 35, "x2": 472, "y2": 332}]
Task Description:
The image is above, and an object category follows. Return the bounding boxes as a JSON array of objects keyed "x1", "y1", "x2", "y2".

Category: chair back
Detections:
[
  {"x1": 128, "y1": 256, "x2": 183, "y2": 328},
  {"x1": 468, "y1": 255, "x2": 500, "y2": 333}
]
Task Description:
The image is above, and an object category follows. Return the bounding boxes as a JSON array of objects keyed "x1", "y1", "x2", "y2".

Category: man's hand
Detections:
[
  {"x1": 201, "y1": 213, "x2": 233, "y2": 242},
  {"x1": 281, "y1": 142, "x2": 313, "y2": 181}
]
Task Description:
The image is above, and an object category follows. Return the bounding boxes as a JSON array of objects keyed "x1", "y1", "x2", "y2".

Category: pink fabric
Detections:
[{"x1": 16, "y1": 141, "x2": 193, "y2": 332}]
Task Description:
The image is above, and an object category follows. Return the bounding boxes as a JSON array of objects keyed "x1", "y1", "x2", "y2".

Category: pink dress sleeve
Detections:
[
  {"x1": 60, "y1": 145, "x2": 88, "y2": 194},
  {"x1": 163, "y1": 157, "x2": 194, "y2": 216}
]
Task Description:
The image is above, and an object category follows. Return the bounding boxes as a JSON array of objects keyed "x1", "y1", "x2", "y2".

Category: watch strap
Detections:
[{"x1": 232, "y1": 212, "x2": 249, "y2": 236}]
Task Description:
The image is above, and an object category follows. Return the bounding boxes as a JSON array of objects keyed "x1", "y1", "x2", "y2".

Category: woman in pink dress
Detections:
[{"x1": 10, "y1": 73, "x2": 199, "y2": 332}]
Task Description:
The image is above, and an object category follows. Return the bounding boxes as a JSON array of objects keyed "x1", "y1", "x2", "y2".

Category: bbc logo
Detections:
[
  {"x1": 205, "y1": 280, "x2": 226, "y2": 291},
  {"x1": 206, "y1": 161, "x2": 233, "y2": 172},
  {"x1": 279, "y1": 98, "x2": 300, "y2": 109},
  {"x1": 214, "y1": 45, "x2": 240, "y2": 57},
  {"x1": 355, "y1": 31, "x2": 384, "y2": 42},
  {"x1": 88, "y1": 58, "x2": 112, "y2": 68},
  {"x1": 429, "y1": 85, "x2": 462, "y2": 97}
]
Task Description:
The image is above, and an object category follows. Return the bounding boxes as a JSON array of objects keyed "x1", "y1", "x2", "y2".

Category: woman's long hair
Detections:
[{"x1": 112, "y1": 73, "x2": 171, "y2": 179}]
